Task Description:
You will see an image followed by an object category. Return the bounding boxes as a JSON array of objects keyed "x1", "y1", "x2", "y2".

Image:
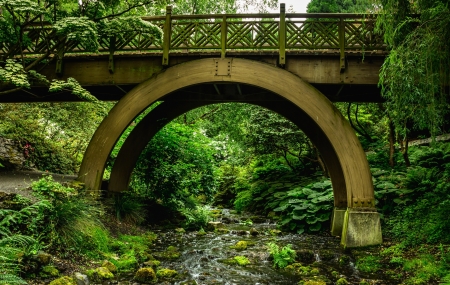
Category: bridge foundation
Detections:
[
  {"x1": 341, "y1": 208, "x2": 382, "y2": 248},
  {"x1": 331, "y1": 207, "x2": 347, "y2": 236}
]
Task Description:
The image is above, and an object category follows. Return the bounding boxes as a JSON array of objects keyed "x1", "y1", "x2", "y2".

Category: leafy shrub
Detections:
[
  {"x1": 356, "y1": 255, "x2": 382, "y2": 273},
  {"x1": 0, "y1": 235, "x2": 37, "y2": 285},
  {"x1": 108, "y1": 193, "x2": 146, "y2": 225},
  {"x1": 267, "y1": 243, "x2": 297, "y2": 268},
  {"x1": 179, "y1": 205, "x2": 212, "y2": 230},
  {"x1": 273, "y1": 180, "x2": 333, "y2": 234}
]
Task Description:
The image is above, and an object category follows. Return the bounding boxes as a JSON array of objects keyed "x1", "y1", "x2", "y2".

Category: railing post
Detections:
[
  {"x1": 221, "y1": 15, "x2": 227, "y2": 58},
  {"x1": 339, "y1": 16, "x2": 345, "y2": 72},
  {"x1": 279, "y1": 3, "x2": 286, "y2": 66},
  {"x1": 55, "y1": 37, "x2": 65, "y2": 75},
  {"x1": 162, "y1": 5, "x2": 172, "y2": 66},
  {"x1": 109, "y1": 36, "x2": 116, "y2": 74}
]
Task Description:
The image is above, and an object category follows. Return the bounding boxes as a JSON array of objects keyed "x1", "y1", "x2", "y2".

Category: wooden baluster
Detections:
[
  {"x1": 279, "y1": 3, "x2": 286, "y2": 66},
  {"x1": 339, "y1": 16, "x2": 345, "y2": 72},
  {"x1": 221, "y1": 15, "x2": 227, "y2": 58}
]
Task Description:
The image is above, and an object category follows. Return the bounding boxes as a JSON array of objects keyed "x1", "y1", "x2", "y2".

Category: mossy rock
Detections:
[
  {"x1": 154, "y1": 247, "x2": 181, "y2": 260},
  {"x1": 143, "y1": 260, "x2": 161, "y2": 268},
  {"x1": 318, "y1": 250, "x2": 334, "y2": 261},
  {"x1": 197, "y1": 228, "x2": 207, "y2": 236},
  {"x1": 49, "y1": 276, "x2": 76, "y2": 285},
  {"x1": 269, "y1": 229, "x2": 282, "y2": 236},
  {"x1": 41, "y1": 265, "x2": 59, "y2": 277},
  {"x1": 230, "y1": 241, "x2": 247, "y2": 250},
  {"x1": 359, "y1": 280, "x2": 370, "y2": 285},
  {"x1": 218, "y1": 256, "x2": 250, "y2": 266},
  {"x1": 215, "y1": 227, "x2": 229, "y2": 234},
  {"x1": 336, "y1": 277, "x2": 349, "y2": 285},
  {"x1": 175, "y1": 228, "x2": 186, "y2": 234},
  {"x1": 296, "y1": 250, "x2": 315, "y2": 263},
  {"x1": 134, "y1": 267, "x2": 156, "y2": 283},
  {"x1": 310, "y1": 268, "x2": 320, "y2": 275},
  {"x1": 86, "y1": 267, "x2": 114, "y2": 282},
  {"x1": 101, "y1": 260, "x2": 117, "y2": 273},
  {"x1": 299, "y1": 281, "x2": 326, "y2": 285},
  {"x1": 156, "y1": 268, "x2": 178, "y2": 279},
  {"x1": 338, "y1": 255, "x2": 350, "y2": 266},
  {"x1": 34, "y1": 251, "x2": 52, "y2": 265}
]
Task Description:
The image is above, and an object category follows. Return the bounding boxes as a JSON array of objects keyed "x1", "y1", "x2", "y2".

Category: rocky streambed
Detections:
[{"x1": 109, "y1": 209, "x2": 396, "y2": 285}]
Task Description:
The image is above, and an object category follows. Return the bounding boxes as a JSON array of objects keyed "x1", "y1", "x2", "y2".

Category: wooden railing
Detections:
[{"x1": 0, "y1": 4, "x2": 385, "y2": 70}]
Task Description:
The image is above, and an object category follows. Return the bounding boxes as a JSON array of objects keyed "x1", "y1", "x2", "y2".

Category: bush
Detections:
[
  {"x1": 267, "y1": 243, "x2": 296, "y2": 268},
  {"x1": 179, "y1": 205, "x2": 212, "y2": 230}
]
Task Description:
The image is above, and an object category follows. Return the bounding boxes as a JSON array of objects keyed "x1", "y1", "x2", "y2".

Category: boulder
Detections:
[
  {"x1": 73, "y1": 272, "x2": 89, "y2": 285},
  {"x1": 0, "y1": 137, "x2": 27, "y2": 170},
  {"x1": 134, "y1": 267, "x2": 156, "y2": 283},
  {"x1": 49, "y1": 276, "x2": 76, "y2": 285},
  {"x1": 101, "y1": 260, "x2": 117, "y2": 273}
]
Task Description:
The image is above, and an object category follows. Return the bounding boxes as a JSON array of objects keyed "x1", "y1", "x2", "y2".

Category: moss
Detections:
[
  {"x1": 269, "y1": 229, "x2": 282, "y2": 236},
  {"x1": 336, "y1": 277, "x2": 349, "y2": 285},
  {"x1": 41, "y1": 265, "x2": 59, "y2": 277},
  {"x1": 359, "y1": 280, "x2": 370, "y2": 285},
  {"x1": 156, "y1": 268, "x2": 178, "y2": 279},
  {"x1": 356, "y1": 255, "x2": 382, "y2": 273},
  {"x1": 49, "y1": 276, "x2": 76, "y2": 285},
  {"x1": 134, "y1": 267, "x2": 156, "y2": 283},
  {"x1": 143, "y1": 260, "x2": 161, "y2": 268},
  {"x1": 339, "y1": 255, "x2": 350, "y2": 266},
  {"x1": 154, "y1": 247, "x2": 181, "y2": 260},
  {"x1": 300, "y1": 281, "x2": 326, "y2": 285},
  {"x1": 175, "y1": 228, "x2": 185, "y2": 234},
  {"x1": 230, "y1": 241, "x2": 248, "y2": 250},
  {"x1": 102, "y1": 260, "x2": 117, "y2": 273},
  {"x1": 215, "y1": 227, "x2": 229, "y2": 234},
  {"x1": 234, "y1": 256, "x2": 250, "y2": 266},
  {"x1": 331, "y1": 271, "x2": 339, "y2": 278},
  {"x1": 167, "y1": 246, "x2": 177, "y2": 251},
  {"x1": 86, "y1": 267, "x2": 114, "y2": 282},
  {"x1": 310, "y1": 268, "x2": 320, "y2": 275},
  {"x1": 197, "y1": 228, "x2": 207, "y2": 236}
]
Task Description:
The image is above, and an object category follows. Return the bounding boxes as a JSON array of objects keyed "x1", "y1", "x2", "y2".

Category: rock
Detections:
[
  {"x1": 0, "y1": 137, "x2": 27, "y2": 170},
  {"x1": 269, "y1": 229, "x2": 282, "y2": 236},
  {"x1": 134, "y1": 267, "x2": 156, "y2": 283},
  {"x1": 86, "y1": 267, "x2": 114, "y2": 283},
  {"x1": 143, "y1": 260, "x2": 160, "y2": 268},
  {"x1": 101, "y1": 260, "x2": 117, "y2": 273},
  {"x1": 156, "y1": 268, "x2": 178, "y2": 279},
  {"x1": 49, "y1": 276, "x2": 76, "y2": 285},
  {"x1": 215, "y1": 227, "x2": 229, "y2": 234},
  {"x1": 230, "y1": 241, "x2": 247, "y2": 250},
  {"x1": 336, "y1": 277, "x2": 349, "y2": 285},
  {"x1": 296, "y1": 250, "x2": 315, "y2": 263},
  {"x1": 74, "y1": 272, "x2": 89, "y2": 285},
  {"x1": 41, "y1": 265, "x2": 59, "y2": 277},
  {"x1": 34, "y1": 251, "x2": 52, "y2": 265},
  {"x1": 175, "y1": 228, "x2": 185, "y2": 234},
  {"x1": 206, "y1": 221, "x2": 225, "y2": 231},
  {"x1": 318, "y1": 250, "x2": 335, "y2": 261},
  {"x1": 359, "y1": 280, "x2": 370, "y2": 285},
  {"x1": 250, "y1": 228, "x2": 259, "y2": 236}
]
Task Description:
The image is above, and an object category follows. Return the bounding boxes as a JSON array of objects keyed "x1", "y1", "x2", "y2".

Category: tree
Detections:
[
  {"x1": 307, "y1": 0, "x2": 374, "y2": 13},
  {"x1": 0, "y1": 0, "x2": 162, "y2": 98},
  {"x1": 377, "y1": 0, "x2": 450, "y2": 163}
]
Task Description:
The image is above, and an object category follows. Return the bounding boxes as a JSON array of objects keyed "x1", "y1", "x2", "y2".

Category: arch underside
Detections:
[{"x1": 79, "y1": 58, "x2": 375, "y2": 209}]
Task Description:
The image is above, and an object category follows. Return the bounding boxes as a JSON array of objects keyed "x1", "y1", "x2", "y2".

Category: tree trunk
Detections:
[{"x1": 388, "y1": 119, "x2": 396, "y2": 168}]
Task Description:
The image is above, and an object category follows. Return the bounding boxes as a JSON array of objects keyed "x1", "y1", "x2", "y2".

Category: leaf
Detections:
[
  {"x1": 292, "y1": 213, "x2": 307, "y2": 220},
  {"x1": 309, "y1": 223, "x2": 322, "y2": 232}
]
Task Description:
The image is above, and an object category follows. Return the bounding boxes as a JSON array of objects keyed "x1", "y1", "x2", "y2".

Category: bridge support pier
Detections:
[
  {"x1": 331, "y1": 207, "x2": 347, "y2": 236},
  {"x1": 340, "y1": 208, "x2": 382, "y2": 248}
]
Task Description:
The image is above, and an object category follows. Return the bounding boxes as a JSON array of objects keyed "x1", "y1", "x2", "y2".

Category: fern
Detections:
[
  {"x1": 267, "y1": 243, "x2": 296, "y2": 269},
  {"x1": 0, "y1": 235, "x2": 36, "y2": 285}
]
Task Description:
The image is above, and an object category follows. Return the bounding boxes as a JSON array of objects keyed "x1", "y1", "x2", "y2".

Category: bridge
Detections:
[{"x1": 1, "y1": 5, "x2": 385, "y2": 247}]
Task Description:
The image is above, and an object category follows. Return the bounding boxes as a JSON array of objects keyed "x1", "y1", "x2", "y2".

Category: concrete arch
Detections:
[{"x1": 78, "y1": 58, "x2": 381, "y2": 247}]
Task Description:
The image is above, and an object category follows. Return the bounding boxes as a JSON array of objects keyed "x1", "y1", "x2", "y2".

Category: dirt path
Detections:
[{"x1": 0, "y1": 170, "x2": 77, "y2": 198}]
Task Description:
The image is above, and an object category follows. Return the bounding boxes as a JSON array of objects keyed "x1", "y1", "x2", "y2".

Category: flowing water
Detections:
[{"x1": 121, "y1": 209, "x2": 395, "y2": 285}]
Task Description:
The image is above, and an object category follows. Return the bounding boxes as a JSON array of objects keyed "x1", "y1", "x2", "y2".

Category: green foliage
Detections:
[
  {"x1": 266, "y1": 243, "x2": 296, "y2": 269},
  {"x1": 356, "y1": 255, "x2": 382, "y2": 273},
  {"x1": 53, "y1": 17, "x2": 98, "y2": 52},
  {"x1": 179, "y1": 205, "x2": 213, "y2": 230},
  {"x1": 377, "y1": 0, "x2": 450, "y2": 137},
  {"x1": 49, "y1": 78, "x2": 98, "y2": 102},
  {"x1": 0, "y1": 234, "x2": 37, "y2": 285},
  {"x1": 402, "y1": 254, "x2": 448, "y2": 285},
  {"x1": 307, "y1": 0, "x2": 373, "y2": 13},
  {"x1": 130, "y1": 122, "x2": 217, "y2": 209},
  {"x1": 108, "y1": 193, "x2": 146, "y2": 225},
  {"x1": 0, "y1": 60, "x2": 29, "y2": 88}
]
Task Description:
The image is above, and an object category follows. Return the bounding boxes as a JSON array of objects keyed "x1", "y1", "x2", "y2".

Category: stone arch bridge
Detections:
[{"x1": 0, "y1": 6, "x2": 386, "y2": 247}]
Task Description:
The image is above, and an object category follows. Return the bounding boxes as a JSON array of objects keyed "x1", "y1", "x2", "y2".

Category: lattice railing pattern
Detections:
[{"x1": 0, "y1": 14, "x2": 386, "y2": 56}]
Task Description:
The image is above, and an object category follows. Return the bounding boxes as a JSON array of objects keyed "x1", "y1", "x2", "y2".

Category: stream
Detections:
[{"x1": 120, "y1": 209, "x2": 395, "y2": 285}]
